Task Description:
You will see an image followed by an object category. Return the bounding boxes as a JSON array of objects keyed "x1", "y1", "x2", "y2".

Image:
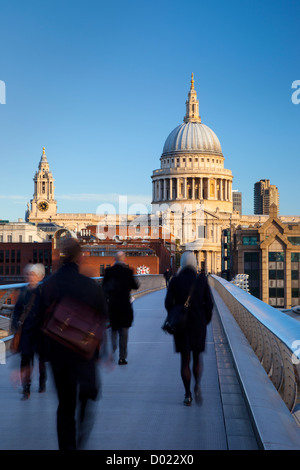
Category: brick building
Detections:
[{"x1": 51, "y1": 227, "x2": 175, "y2": 277}]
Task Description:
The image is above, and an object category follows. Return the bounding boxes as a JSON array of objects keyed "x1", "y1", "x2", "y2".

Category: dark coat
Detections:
[
  {"x1": 102, "y1": 262, "x2": 139, "y2": 330},
  {"x1": 12, "y1": 285, "x2": 43, "y2": 356},
  {"x1": 39, "y1": 262, "x2": 108, "y2": 359},
  {"x1": 164, "y1": 267, "x2": 213, "y2": 354}
]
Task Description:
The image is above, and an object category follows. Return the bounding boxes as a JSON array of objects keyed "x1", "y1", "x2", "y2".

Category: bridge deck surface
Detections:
[{"x1": 0, "y1": 289, "x2": 259, "y2": 450}]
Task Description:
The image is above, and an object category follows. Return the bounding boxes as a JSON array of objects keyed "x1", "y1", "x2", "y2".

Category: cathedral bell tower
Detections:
[{"x1": 27, "y1": 147, "x2": 57, "y2": 223}]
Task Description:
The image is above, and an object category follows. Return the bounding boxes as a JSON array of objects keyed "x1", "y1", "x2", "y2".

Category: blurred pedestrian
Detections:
[
  {"x1": 163, "y1": 268, "x2": 171, "y2": 287},
  {"x1": 39, "y1": 237, "x2": 108, "y2": 450},
  {"x1": 165, "y1": 251, "x2": 213, "y2": 406},
  {"x1": 11, "y1": 263, "x2": 47, "y2": 400},
  {"x1": 103, "y1": 251, "x2": 139, "y2": 365}
]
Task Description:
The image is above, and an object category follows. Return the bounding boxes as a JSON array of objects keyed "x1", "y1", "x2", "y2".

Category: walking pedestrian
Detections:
[
  {"x1": 163, "y1": 268, "x2": 171, "y2": 287},
  {"x1": 164, "y1": 251, "x2": 213, "y2": 406},
  {"x1": 102, "y1": 251, "x2": 139, "y2": 365},
  {"x1": 11, "y1": 263, "x2": 47, "y2": 400},
  {"x1": 39, "y1": 237, "x2": 108, "y2": 450}
]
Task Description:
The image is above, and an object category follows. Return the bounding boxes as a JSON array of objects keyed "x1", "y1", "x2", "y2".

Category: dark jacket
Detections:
[
  {"x1": 165, "y1": 267, "x2": 213, "y2": 354},
  {"x1": 39, "y1": 262, "x2": 108, "y2": 357},
  {"x1": 102, "y1": 262, "x2": 139, "y2": 329},
  {"x1": 12, "y1": 285, "x2": 43, "y2": 355}
]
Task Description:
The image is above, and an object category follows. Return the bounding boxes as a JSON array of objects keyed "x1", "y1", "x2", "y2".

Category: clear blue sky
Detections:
[{"x1": 0, "y1": 0, "x2": 299, "y2": 221}]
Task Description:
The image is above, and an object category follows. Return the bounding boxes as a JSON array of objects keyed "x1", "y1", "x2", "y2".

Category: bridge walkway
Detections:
[{"x1": 0, "y1": 289, "x2": 259, "y2": 450}]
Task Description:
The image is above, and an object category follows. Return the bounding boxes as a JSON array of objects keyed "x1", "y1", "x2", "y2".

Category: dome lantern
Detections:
[{"x1": 184, "y1": 73, "x2": 201, "y2": 124}]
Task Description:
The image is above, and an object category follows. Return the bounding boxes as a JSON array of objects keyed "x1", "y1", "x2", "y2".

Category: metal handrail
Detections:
[{"x1": 209, "y1": 274, "x2": 300, "y2": 423}]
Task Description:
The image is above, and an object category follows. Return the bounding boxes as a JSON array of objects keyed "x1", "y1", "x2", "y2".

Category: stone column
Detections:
[
  {"x1": 170, "y1": 178, "x2": 173, "y2": 200},
  {"x1": 160, "y1": 179, "x2": 163, "y2": 201},
  {"x1": 163, "y1": 179, "x2": 167, "y2": 201},
  {"x1": 183, "y1": 178, "x2": 187, "y2": 199}
]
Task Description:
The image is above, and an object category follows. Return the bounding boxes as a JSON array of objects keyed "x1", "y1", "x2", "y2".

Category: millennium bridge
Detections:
[{"x1": 1, "y1": 274, "x2": 300, "y2": 450}]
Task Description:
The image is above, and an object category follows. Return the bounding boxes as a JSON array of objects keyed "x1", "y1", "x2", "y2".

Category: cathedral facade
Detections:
[{"x1": 26, "y1": 76, "x2": 300, "y2": 280}]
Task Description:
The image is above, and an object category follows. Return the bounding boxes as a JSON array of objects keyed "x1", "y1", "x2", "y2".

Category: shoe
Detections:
[
  {"x1": 21, "y1": 385, "x2": 30, "y2": 401},
  {"x1": 118, "y1": 359, "x2": 128, "y2": 365},
  {"x1": 194, "y1": 386, "x2": 202, "y2": 405},
  {"x1": 183, "y1": 394, "x2": 192, "y2": 406}
]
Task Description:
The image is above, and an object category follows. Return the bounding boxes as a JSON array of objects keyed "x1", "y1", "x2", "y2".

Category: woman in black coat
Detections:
[
  {"x1": 165, "y1": 252, "x2": 213, "y2": 406},
  {"x1": 11, "y1": 263, "x2": 46, "y2": 400}
]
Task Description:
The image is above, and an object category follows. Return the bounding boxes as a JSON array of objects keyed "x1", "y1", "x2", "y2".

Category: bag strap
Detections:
[
  {"x1": 18, "y1": 290, "x2": 37, "y2": 327},
  {"x1": 184, "y1": 277, "x2": 198, "y2": 308}
]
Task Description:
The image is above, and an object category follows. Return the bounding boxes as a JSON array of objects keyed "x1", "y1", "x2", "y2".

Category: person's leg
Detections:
[
  {"x1": 38, "y1": 358, "x2": 47, "y2": 392},
  {"x1": 180, "y1": 352, "x2": 192, "y2": 405},
  {"x1": 77, "y1": 358, "x2": 100, "y2": 449},
  {"x1": 118, "y1": 328, "x2": 129, "y2": 364},
  {"x1": 192, "y1": 352, "x2": 203, "y2": 404},
  {"x1": 20, "y1": 353, "x2": 33, "y2": 400},
  {"x1": 50, "y1": 346, "x2": 78, "y2": 450},
  {"x1": 111, "y1": 328, "x2": 118, "y2": 361}
]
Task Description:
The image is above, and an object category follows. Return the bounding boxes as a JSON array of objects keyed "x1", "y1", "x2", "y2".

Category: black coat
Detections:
[
  {"x1": 39, "y1": 262, "x2": 108, "y2": 358},
  {"x1": 102, "y1": 263, "x2": 139, "y2": 329},
  {"x1": 12, "y1": 285, "x2": 43, "y2": 356},
  {"x1": 164, "y1": 267, "x2": 213, "y2": 354}
]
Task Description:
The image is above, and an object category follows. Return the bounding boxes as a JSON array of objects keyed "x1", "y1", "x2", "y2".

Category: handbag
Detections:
[
  {"x1": 10, "y1": 291, "x2": 37, "y2": 354},
  {"x1": 162, "y1": 280, "x2": 196, "y2": 335},
  {"x1": 43, "y1": 295, "x2": 105, "y2": 360}
]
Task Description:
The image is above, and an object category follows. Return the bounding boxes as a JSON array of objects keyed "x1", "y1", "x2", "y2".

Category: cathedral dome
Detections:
[
  {"x1": 162, "y1": 121, "x2": 223, "y2": 157},
  {"x1": 162, "y1": 73, "x2": 223, "y2": 158}
]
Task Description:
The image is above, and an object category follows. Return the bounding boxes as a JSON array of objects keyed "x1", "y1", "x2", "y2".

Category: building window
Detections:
[
  {"x1": 244, "y1": 252, "x2": 260, "y2": 299},
  {"x1": 243, "y1": 236, "x2": 258, "y2": 245},
  {"x1": 268, "y1": 252, "x2": 285, "y2": 307},
  {"x1": 288, "y1": 237, "x2": 300, "y2": 246},
  {"x1": 0, "y1": 250, "x2": 3, "y2": 263},
  {"x1": 269, "y1": 252, "x2": 284, "y2": 262},
  {"x1": 291, "y1": 252, "x2": 300, "y2": 305},
  {"x1": 19, "y1": 235, "x2": 23, "y2": 242}
]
